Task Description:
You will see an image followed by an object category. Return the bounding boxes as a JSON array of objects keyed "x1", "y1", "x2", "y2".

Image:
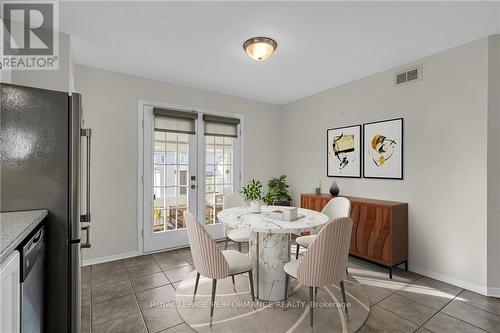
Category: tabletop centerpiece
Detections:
[
  {"x1": 241, "y1": 179, "x2": 263, "y2": 213},
  {"x1": 263, "y1": 175, "x2": 292, "y2": 206}
]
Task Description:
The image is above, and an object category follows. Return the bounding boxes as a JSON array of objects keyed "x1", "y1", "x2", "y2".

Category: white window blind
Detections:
[
  {"x1": 203, "y1": 114, "x2": 240, "y2": 137},
  {"x1": 153, "y1": 108, "x2": 198, "y2": 134}
]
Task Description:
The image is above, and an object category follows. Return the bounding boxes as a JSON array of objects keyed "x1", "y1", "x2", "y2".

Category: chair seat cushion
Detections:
[
  {"x1": 221, "y1": 250, "x2": 253, "y2": 275},
  {"x1": 296, "y1": 235, "x2": 316, "y2": 248},
  {"x1": 284, "y1": 260, "x2": 299, "y2": 278},
  {"x1": 227, "y1": 229, "x2": 251, "y2": 243}
]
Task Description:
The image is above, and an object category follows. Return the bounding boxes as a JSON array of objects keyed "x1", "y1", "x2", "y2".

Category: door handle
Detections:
[
  {"x1": 81, "y1": 128, "x2": 92, "y2": 222},
  {"x1": 81, "y1": 225, "x2": 91, "y2": 248}
]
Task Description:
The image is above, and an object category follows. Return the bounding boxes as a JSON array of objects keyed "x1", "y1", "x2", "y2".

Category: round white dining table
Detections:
[{"x1": 217, "y1": 206, "x2": 329, "y2": 301}]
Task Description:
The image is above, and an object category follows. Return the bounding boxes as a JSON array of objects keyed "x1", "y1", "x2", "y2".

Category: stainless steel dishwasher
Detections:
[{"x1": 20, "y1": 225, "x2": 46, "y2": 333}]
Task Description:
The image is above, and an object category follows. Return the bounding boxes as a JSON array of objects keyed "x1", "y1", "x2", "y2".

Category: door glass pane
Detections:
[
  {"x1": 154, "y1": 165, "x2": 166, "y2": 186},
  {"x1": 178, "y1": 143, "x2": 189, "y2": 164},
  {"x1": 178, "y1": 133, "x2": 189, "y2": 143},
  {"x1": 153, "y1": 131, "x2": 190, "y2": 233},
  {"x1": 166, "y1": 165, "x2": 177, "y2": 186},
  {"x1": 215, "y1": 165, "x2": 224, "y2": 184},
  {"x1": 153, "y1": 187, "x2": 166, "y2": 232},
  {"x1": 224, "y1": 165, "x2": 232, "y2": 184},
  {"x1": 214, "y1": 145, "x2": 224, "y2": 165},
  {"x1": 205, "y1": 134, "x2": 235, "y2": 225}
]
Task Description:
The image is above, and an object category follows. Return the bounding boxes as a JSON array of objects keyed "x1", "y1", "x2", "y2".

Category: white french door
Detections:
[{"x1": 141, "y1": 102, "x2": 241, "y2": 253}]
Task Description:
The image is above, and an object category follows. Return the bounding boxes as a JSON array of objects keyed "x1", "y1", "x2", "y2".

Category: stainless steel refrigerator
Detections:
[{"x1": 0, "y1": 83, "x2": 92, "y2": 333}]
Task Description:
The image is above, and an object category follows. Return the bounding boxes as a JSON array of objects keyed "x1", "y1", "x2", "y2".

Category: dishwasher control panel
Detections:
[{"x1": 20, "y1": 225, "x2": 46, "y2": 282}]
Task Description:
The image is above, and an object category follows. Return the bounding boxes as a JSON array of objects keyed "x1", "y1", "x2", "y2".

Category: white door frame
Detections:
[{"x1": 137, "y1": 99, "x2": 244, "y2": 255}]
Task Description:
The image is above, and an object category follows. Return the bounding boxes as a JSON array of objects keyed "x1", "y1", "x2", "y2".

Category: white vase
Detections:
[{"x1": 249, "y1": 201, "x2": 261, "y2": 213}]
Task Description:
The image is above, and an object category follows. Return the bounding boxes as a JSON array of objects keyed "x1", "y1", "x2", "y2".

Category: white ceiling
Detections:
[{"x1": 60, "y1": 1, "x2": 500, "y2": 105}]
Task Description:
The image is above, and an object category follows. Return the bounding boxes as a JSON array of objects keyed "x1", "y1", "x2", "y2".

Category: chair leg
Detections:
[
  {"x1": 340, "y1": 280, "x2": 348, "y2": 316},
  {"x1": 284, "y1": 273, "x2": 289, "y2": 299},
  {"x1": 248, "y1": 270, "x2": 255, "y2": 303},
  {"x1": 231, "y1": 275, "x2": 236, "y2": 292},
  {"x1": 296, "y1": 243, "x2": 300, "y2": 259},
  {"x1": 193, "y1": 272, "x2": 200, "y2": 302},
  {"x1": 309, "y1": 287, "x2": 314, "y2": 329},
  {"x1": 210, "y1": 279, "x2": 217, "y2": 327},
  {"x1": 314, "y1": 287, "x2": 318, "y2": 298},
  {"x1": 238, "y1": 242, "x2": 242, "y2": 252},
  {"x1": 224, "y1": 237, "x2": 229, "y2": 250}
]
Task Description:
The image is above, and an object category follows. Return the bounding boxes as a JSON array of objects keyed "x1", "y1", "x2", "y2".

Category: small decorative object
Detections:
[
  {"x1": 282, "y1": 207, "x2": 298, "y2": 221},
  {"x1": 329, "y1": 180, "x2": 340, "y2": 196},
  {"x1": 241, "y1": 179, "x2": 263, "y2": 213},
  {"x1": 263, "y1": 175, "x2": 292, "y2": 206},
  {"x1": 327, "y1": 124, "x2": 362, "y2": 178},
  {"x1": 363, "y1": 118, "x2": 403, "y2": 179},
  {"x1": 314, "y1": 187, "x2": 321, "y2": 195}
]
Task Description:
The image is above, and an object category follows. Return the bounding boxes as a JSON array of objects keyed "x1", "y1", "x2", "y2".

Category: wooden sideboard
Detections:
[{"x1": 300, "y1": 193, "x2": 408, "y2": 278}]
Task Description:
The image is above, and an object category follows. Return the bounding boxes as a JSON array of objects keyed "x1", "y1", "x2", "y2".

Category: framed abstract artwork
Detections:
[
  {"x1": 327, "y1": 124, "x2": 362, "y2": 178},
  {"x1": 363, "y1": 118, "x2": 403, "y2": 179}
]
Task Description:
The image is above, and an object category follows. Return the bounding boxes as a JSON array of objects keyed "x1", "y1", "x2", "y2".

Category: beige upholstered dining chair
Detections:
[
  {"x1": 184, "y1": 211, "x2": 255, "y2": 327},
  {"x1": 284, "y1": 216, "x2": 353, "y2": 329},
  {"x1": 295, "y1": 197, "x2": 351, "y2": 259},
  {"x1": 222, "y1": 193, "x2": 250, "y2": 252}
]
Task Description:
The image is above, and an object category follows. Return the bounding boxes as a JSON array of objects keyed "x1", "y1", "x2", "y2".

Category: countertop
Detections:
[{"x1": 0, "y1": 210, "x2": 48, "y2": 263}]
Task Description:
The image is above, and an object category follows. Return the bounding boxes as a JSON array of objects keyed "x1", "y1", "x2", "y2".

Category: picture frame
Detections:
[
  {"x1": 363, "y1": 118, "x2": 403, "y2": 179},
  {"x1": 327, "y1": 124, "x2": 362, "y2": 178}
]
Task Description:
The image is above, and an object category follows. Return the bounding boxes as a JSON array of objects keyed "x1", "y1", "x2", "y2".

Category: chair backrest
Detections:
[
  {"x1": 297, "y1": 216, "x2": 353, "y2": 287},
  {"x1": 322, "y1": 197, "x2": 351, "y2": 221},
  {"x1": 223, "y1": 193, "x2": 246, "y2": 210},
  {"x1": 183, "y1": 211, "x2": 229, "y2": 279}
]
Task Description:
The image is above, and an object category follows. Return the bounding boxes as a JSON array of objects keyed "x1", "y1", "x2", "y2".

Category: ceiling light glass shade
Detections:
[{"x1": 243, "y1": 37, "x2": 277, "y2": 61}]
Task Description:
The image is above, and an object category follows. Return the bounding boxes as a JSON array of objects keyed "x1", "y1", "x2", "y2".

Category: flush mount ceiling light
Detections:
[{"x1": 243, "y1": 37, "x2": 277, "y2": 61}]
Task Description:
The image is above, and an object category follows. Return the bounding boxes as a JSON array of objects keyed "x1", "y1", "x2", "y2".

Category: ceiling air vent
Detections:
[{"x1": 395, "y1": 65, "x2": 422, "y2": 86}]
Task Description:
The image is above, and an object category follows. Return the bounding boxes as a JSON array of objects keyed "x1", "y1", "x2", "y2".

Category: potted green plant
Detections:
[
  {"x1": 241, "y1": 179, "x2": 263, "y2": 213},
  {"x1": 263, "y1": 175, "x2": 292, "y2": 206}
]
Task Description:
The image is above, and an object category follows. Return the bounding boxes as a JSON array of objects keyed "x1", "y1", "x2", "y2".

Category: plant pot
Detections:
[
  {"x1": 249, "y1": 201, "x2": 261, "y2": 213},
  {"x1": 272, "y1": 199, "x2": 292, "y2": 207}
]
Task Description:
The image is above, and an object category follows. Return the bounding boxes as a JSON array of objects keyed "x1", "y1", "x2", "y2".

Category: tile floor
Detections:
[{"x1": 81, "y1": 241, "x2": 500, "y2": 333}]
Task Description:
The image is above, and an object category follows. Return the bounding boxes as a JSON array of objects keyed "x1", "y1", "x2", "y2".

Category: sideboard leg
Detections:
[
  {"x1": 404, "y1": 261, "x2": 408, "y2": 271},
  {"x1": 389, "y1": 267, "x2": 393, "y2": 279}
]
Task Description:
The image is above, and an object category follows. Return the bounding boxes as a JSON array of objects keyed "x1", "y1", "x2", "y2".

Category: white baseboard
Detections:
[
  {"x1": 487, "y1": 286, "x2": 500, "y2": 297},
  {"x1": 82, "y1": 251, "x2": 138, "y2": 266},
  {"x1": 410, "y1": 264, "x2": 489, "y2": 296}
]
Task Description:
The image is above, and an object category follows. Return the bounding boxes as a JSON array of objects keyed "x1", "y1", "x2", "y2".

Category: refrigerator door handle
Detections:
[
  {"x1": 80, "y1": 128, "x2": 92, "y2": 223},
  {"x1": 81, "y1": 225, "x2": 91, "y2": 248}
]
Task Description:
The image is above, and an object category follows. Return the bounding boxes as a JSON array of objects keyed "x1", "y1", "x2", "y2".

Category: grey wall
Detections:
[
  {"x1": 74, "y1": 65, "x2": 282, "y2": 261},
  {"x1": 0, "y1": 21, "x2": 73, "y2": 91},
  {"x1": 280, "y1": 38, "x2": 490, "y2": 293},
  {"x1": 8, "y1": 31, "x2": 74, "y2": 93},
  {"x1": 487, "y1": 35, "x2": 500, "y2": 293}
]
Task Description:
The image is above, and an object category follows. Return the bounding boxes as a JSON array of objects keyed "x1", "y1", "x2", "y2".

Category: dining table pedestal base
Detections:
[{"x1": 249, "y1": 231, "x2": 290, "y2": 301}]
